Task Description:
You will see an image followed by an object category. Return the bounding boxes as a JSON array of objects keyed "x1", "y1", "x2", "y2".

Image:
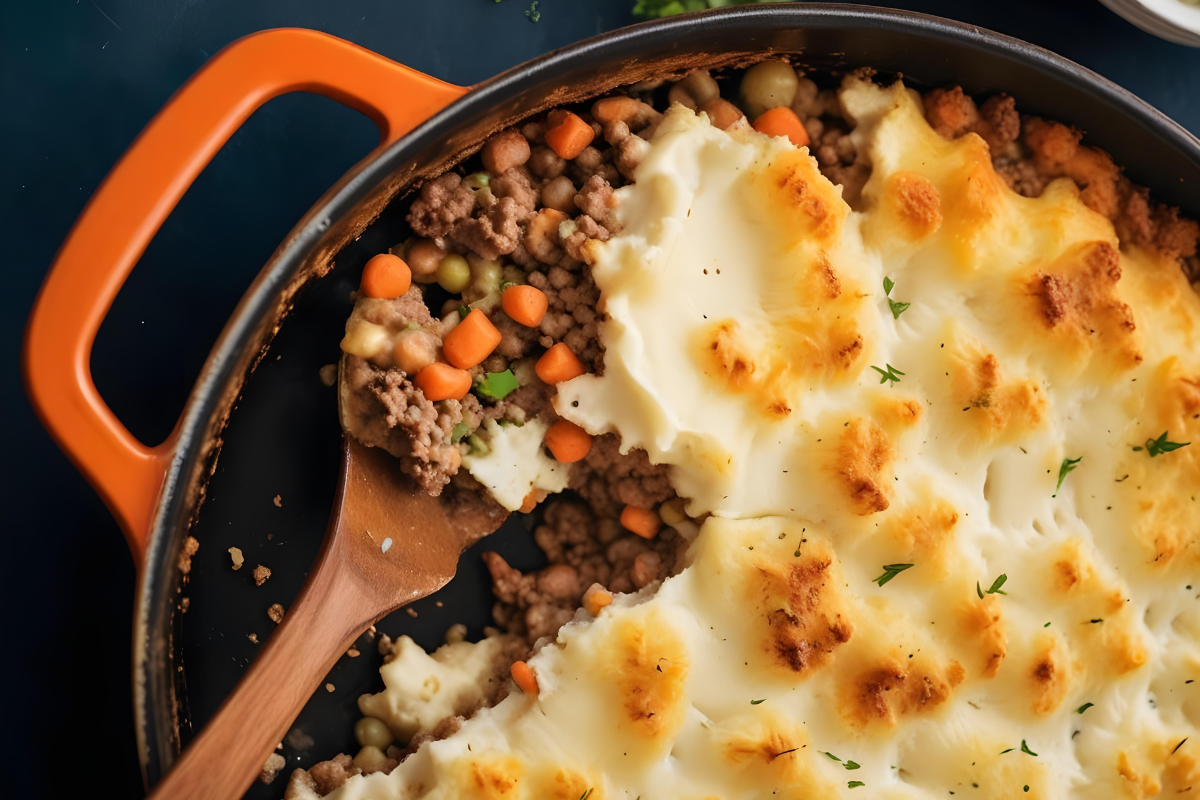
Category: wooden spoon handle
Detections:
[{"x1": 147, "y1": 551, "x2": 373, "y2": 800}]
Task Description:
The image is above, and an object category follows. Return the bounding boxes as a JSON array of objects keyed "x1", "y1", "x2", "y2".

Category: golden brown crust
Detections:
[
  {"x1": 760, "y1": 555, "x2": 854, "y2": 673},
  {"x1": 832, "y1": 417, "x2": 896, "y2": 515},
  {"x1": 884, "y1": 171, "x2": 943, "y2": 240}
]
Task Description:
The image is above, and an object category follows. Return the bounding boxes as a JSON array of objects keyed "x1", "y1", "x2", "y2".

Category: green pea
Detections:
[{"x1": 436, "y1": 254, "x2": 471, "y2": 293}]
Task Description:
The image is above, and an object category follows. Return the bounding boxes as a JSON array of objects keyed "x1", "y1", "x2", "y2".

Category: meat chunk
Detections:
[
  {"x1": 407, "y1": 173, "x2": 475, "y2": 238},
  {"x1": 340, "y1": 357, "x2": 467, "y2": 494}
]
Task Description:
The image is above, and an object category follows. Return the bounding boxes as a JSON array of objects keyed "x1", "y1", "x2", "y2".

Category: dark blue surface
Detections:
[{"x1": 2, "y1": 0, "x2": 1198, "y2": 797}]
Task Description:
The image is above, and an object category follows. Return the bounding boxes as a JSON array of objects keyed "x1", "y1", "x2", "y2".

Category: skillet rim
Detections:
[{"x1": 135, "y1": 3, "x2": 1200, "y2": 788}]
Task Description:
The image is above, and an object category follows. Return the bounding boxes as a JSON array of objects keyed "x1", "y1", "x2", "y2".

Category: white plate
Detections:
[{"x1": 1099, "y1": 0, "x2": 1200, "y2": 46}]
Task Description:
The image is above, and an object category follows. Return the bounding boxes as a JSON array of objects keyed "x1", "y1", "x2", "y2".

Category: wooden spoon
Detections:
[{"x1": 148, "y1": 387, "x2": 508, "y2": 799}]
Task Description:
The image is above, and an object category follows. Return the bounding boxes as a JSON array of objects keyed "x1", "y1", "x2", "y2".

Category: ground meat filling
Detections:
[{"x1": 299, "y1": 64, "x2": 1199, "y2": 799}]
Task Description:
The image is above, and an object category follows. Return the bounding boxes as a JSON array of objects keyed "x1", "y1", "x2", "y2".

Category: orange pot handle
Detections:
[{"x1": 22, "y1": 28, "x2": 466, "y2": 565}]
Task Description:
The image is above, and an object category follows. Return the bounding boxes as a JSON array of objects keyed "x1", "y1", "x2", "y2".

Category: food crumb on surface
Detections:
[
  {"x1": 319, "y1": 363, "x2": 338, "y2": 387},
  {"x1": 346, "y1": 647, "x2": 360, "y2": 658},
  {"x1": 268, "y1": 603, "x2": 285, "y2": 624},
  {"x1": 248, "y1": 633, "x2": 259, "y2": 644},
  {"x1": 228, "y1": 546, "x2": 244, "y2": 570},
  {"x1": 285, "y1": 727, "x2": 314, "y2": 750},
  {"x1": 273, "y1": 494, "x2": 282, "y2": 508},
  {"x1": 180, "y1": 597, "x2": 190, "y2": 613},
  {"x1": 178, "y1": 536, "x2": 199, "y2": 575},
  {"x1": 325, "y1": 683, "x2": 336, "y2": 693},
  {"x1": 253, "y1": 565, "x2": 272, "y2": 586},
  {"x1": 405, "y1": 607, "x2": 418, "y2": 618},
  {"x1": 381, "y1": 537, "x2": 393, "y2": 553},
  {"x1": 259, "y1": 752, "x2": 286, "y2": 785},
  {"x1": 436, "y1": 601, "x2": 444, "y2": 608}
]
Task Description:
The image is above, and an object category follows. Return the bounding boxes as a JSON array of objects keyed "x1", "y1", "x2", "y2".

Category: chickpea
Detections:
[
  {"x1": 527, "y1": 145, "x2": 565, "y2": 180},
  {"x1": 467, "y1": 255, "x2": 502, "y2": 298},
  {"x1": 354, "y1": 717, "x2": 395, "y2": 750},
  {"x1": 668, "y1": 69, "x2": 720, "y2": 110},
  {"x1": 392, "y1": 329, "x2": 438, "y2": 375},
  {"x1": 340, "y1": 321, "x2": 390, "y2": 360},
  {"x1": 792, "y1": 76, "x2": 821, "y2": 117},
  {"x1": 541, "y1": 176, "x2": 577, "y2": 214},
  {"x1": 435, "y1": 253, "x2": 471, "y2": 293},
  {"x1": 352, "y1": 745, "x2": 390, "y2": 774},
  {"x1": 480, "y1": 128, "x2": 531, "y2": 175},
  {"x1": 405, "y1": 238, "x2": 444, "y2": 284},
  {"x1": 699, "y1": 98, "x2": 745, "y2": 131},
  {"x1": 739, "y1": 60, "x2": 800, "y2": 119}
]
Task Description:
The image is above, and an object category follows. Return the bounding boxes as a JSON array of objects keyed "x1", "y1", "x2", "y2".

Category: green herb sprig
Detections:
[
  {"x1": 632, "y1": 0, "x2": 769, "y2": 19},
  {"x1": 1134, "y1": 431, "x2": 1191, "y2": 457},
  {"x1": 883, "y1": 276, "x2": 911, "y2": 320},
  {"x1": 976, "y1": 574, "x2": 1008, "y2": 599},
  {"x1": 1053, "y1": 456, "x2": 1082, "y2": 497},
  {"x1": 873, "y1": 563, "x2": 914, "y2": 587},
  {"x1": 871, "y1": 364, "x2": 905, "y2": 385}
]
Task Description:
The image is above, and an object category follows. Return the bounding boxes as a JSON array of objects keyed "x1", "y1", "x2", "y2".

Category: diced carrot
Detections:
[
  {"x1": 752, "y1": 106, "x2": 810, "y2": 148},
  {"x1": 442, "y1": 308, "x2": 501, "y2": 369},
  {"x1": 360, "y1": 253, "x2": 412, "y2": 299},
  {"x1": 544, "y1": 110, "x2": 595, "y2": 160},
  {"x1": 511, "y1": 660, "x2": 538, "y2": 695},
  {"x1": 535, "y1": 343, "x2": 587, "y2": 385},
  {"x1": 620, "y1": 504, "x2": 662, "y2": 540},
  {"x1": 414, "y1": 362, "x2": 471, "y2": 401},
  {"x1": 501, "y1": 284, "x2": 549, "y2": 327},
  {"x1": 519, "y1": 491, "x2": 538, "y2": 514},
  {"x1": 583, "y1": 583, "x2": 614, "y2": 617},
  {"x1": 544, "y1": 420, "x2": 592, "y2": 463}
]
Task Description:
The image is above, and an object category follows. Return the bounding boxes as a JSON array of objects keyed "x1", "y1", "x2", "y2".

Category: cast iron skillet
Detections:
[{"x1": 23, "y1": 4, "x2": 1200, "y2": 796}]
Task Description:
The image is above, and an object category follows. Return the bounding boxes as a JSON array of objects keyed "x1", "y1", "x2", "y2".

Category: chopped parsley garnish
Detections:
[
  {"x1": 1053, "y1": 456, "x2": 1082, "y2": 498},
  {"x1": 845, "y1": 760, "x2": 862, "y2": 770},
  {"x1": 1000, "y1": 747, "x2": 1015, "y2": 754},
  {"x1": 750, "y1": 698, "x2": 766, "y2": 705},
  {"x1": 848, "y1": 781, "x2": 866, "y2": 789},
  {"x1": 976, "y1": 574, "x2": 1007, "y2": 598},
  {"x1": 498, "y1": 279, "x2": 517, "y2": 292},
  {"x1": 1076, "y1": 702, "x2": 1094, "y2": 714},
  {"x1": 824, "y1": 752, "x2": 843, "y2": 762},
  {"x1": 458, "y1": 305, "x2": 470, "y2": 319},
  {"x1": 871, "y1": 363, "x2": 905, "y2": 385},
  {"x1": 1024, "y1": 786, "x2": 1030, "y2": 793},
  {"x1": 873, "y1": 563, "x2": 914, "y2": 587},
  {"x1": 1142, "y1": 431, "x2": 1191, "y2": 457},
  {"x1": 450, "y1": 422, "x2": 471, "y2": 443},
  {"x1": 1020, "y1": 740, "x2": 1038, "y2": 757},
  {"x1": 474, "y1": 369, "x2": 519, "y2": 400},
  {"x1": 525, "y1": 1, "x2": 540, "y2": 21},
  {"x1": 883, "y1": 276, "x2": 911, "y2": 319},
  {"x1": 578, "y1": 790, "x2": 592, "y2": 800},
  {"x1": 1173, "y1": 738, "x2": 1188, "y2": 755}
]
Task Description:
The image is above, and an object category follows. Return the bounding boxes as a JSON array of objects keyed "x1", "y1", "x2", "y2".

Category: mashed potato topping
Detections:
[{"x1": 327, "y1": 77, "x2": 1200, "y2": 800}]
